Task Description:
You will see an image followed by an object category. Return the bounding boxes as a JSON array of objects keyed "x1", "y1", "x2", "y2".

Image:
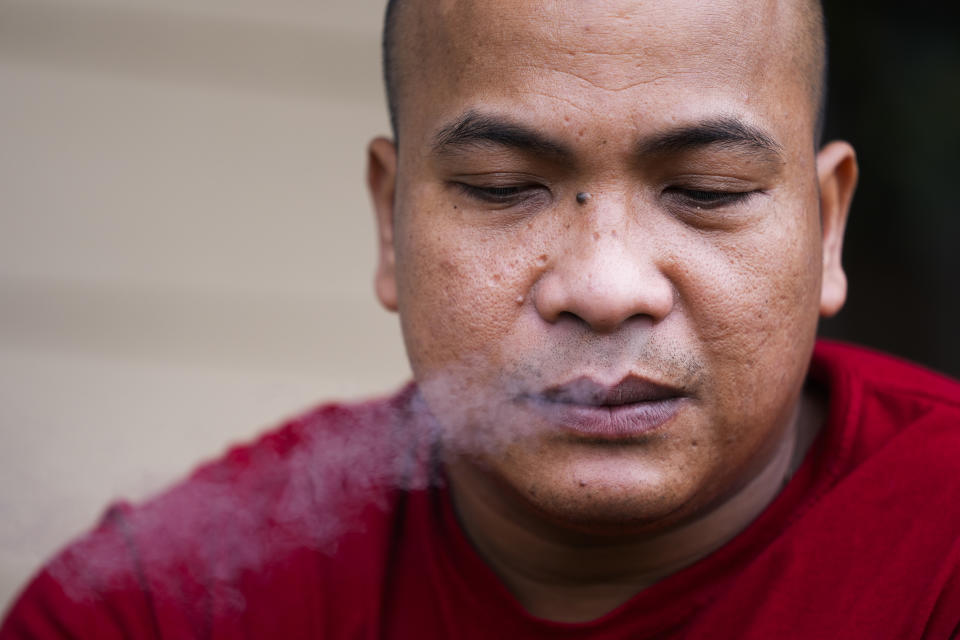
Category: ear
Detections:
[
  {"x1": 367, "y1": 136, "x2": 399, "y2": 312},
  {"x1": 815, "y1": 140, "x2": 858, "y2": 318}
]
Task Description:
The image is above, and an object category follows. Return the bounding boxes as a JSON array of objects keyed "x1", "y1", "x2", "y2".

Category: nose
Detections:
[{"x1": 532, "y1": 208, "x2": 675, "y2": 334}]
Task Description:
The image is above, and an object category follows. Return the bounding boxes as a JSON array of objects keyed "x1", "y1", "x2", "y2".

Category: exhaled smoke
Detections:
[
  {"x1": 417, "y1": 336, "x2": 703, "y2": 458},
  {"x1": 46, "y1": 337, "x2": 703, "y2": 610},
  {"x1": 47, "y1": 385, "x2": 437, "y2": 609}
]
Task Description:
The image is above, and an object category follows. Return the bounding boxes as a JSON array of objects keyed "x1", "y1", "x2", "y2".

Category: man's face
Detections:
[{"x1": 370, "y1": 0, "x2": 852, "y2": 531}]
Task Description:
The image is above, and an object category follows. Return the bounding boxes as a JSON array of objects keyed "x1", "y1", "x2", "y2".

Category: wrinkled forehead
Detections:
[{"x1": 397, "y1": 0, "x2": 813, "y2": 145}]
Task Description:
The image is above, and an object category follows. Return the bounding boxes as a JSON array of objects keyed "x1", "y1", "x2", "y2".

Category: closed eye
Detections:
[
  {"x1": 461, "y1": 185, "x2": 524, "y2": 202},
  {"x1": 665, "y1": 188, "x2": 758, "y2": 209},
  {"x1": 455, "y1": 182, "x2": 547, "y2": 206}
]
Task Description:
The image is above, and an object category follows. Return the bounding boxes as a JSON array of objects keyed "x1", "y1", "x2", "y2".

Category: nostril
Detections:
[
  {"x1": 555, "y1": 310, "x2": 583, "y2": 326},
  {"x1": 551, "y1": 310, "x2": 628, "y2": 334}
]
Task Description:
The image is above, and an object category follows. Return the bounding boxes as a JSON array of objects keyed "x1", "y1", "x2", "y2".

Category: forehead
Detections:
[
  {"x1": 433, "y1": 0, "x2": 779, "y2": 80},
  {"x1": 399, "y1": 0, "x2": 810, "y2": 149}
]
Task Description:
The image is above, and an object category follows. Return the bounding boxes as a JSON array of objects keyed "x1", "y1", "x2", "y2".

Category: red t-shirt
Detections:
[{"x1": 3, "y1": 340, "x2": 960, "y2": 639}]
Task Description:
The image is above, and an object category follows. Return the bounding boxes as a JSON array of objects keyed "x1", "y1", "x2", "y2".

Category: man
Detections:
[{"x1": 3, "y1": 0, "x2": 960, "y2": 638}]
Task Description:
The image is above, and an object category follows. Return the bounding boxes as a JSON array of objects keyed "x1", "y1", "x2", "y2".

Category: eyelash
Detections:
[
  {"x1": 456, "y1": 183, "x2": 540, "y2": 205},
  {"x1": 455, "y1": 183, "x2": 759, "y2": 210},
  {"x1": 666, "y1": 188, "x2": 758, "y2": 209}
]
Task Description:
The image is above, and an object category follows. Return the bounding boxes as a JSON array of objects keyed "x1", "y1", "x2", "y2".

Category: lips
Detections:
[
  {"x1": 541, "y1": 375, "x2": 681, "y2": 406},
  {"x1": 525, "y1": 375, "x2": 688, "y2": 439}
]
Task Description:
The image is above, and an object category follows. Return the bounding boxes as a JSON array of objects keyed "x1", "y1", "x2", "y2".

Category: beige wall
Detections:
[{"x1": 0, "y1": 0, "x2": 409, "y2": 609}]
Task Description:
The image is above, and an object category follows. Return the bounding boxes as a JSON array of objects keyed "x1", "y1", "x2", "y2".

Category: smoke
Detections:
[
  {"x1": 416, "y1": 335, "x2": 704, "y2": 457},
  {"x1": 46, "y1": 384, "x2": 439, "y2": 610},
  {"x1": 42, "y1": 337, "x2": 704, "y2": 614}
]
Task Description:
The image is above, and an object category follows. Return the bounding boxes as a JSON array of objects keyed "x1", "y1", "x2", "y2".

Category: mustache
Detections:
[
  {"x1": 418, "y1": 338, "x2": 704, "y2": 403},
  {"x1": 506, "y1": 340, "x2": 704, "y2": 395}
]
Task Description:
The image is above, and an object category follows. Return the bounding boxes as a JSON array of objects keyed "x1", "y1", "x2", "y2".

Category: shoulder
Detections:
[
  {"x1": 131, "y1": 382, "x2": 423, "y2": 561},
  {"x1": 813, "y1": 339, "x2": 960, "y2": 409},
  {"x1": 1, "y1": 385, "x2": 428, "y2": 639},
  {"x1": 806, "y1": 342, "x2": 960, "y2": 562},
  {"x1": 730, "y1": 342, "x2": 960, "y2": 637},
  {"x1": 807, "y1": 340, "x2": 960, "y2": 551},
  {"x1": 812, "y1": 339, "x2": 960, "y2": 458}
]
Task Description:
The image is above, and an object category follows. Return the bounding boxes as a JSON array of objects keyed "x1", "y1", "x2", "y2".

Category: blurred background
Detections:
[
  {"x1": 1, "y1": 0, "x2": 957, "y2": 611},
  {"x1": 818, "y1": 2, "x2": 960, "y2": 378},
  {"x1": 0, "y1": 0, "x2": 407, "y2": 608}
]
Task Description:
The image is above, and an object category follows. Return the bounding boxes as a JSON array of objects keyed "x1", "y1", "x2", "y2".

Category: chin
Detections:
[
  {"x1": 526, "y1": 488, "x2": 697, "y2": 537},
  {"x1": 495, "y1": 450, "x2": 708, "y2": 535}
]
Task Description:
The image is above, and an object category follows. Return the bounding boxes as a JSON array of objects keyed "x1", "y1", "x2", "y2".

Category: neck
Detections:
[{"x1": 446, "y1": 389, "x2": 825, "y2": 623}]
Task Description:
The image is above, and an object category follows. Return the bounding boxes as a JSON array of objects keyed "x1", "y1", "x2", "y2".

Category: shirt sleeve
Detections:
[{"x1": 0, "y1": 505, "x2": 161, "y2": 640}]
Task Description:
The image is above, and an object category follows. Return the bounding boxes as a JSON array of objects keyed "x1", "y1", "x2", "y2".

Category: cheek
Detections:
[
  {"x1": 393, "y1": 213, "x2": 558, "y2": 451},
  {"x1": 676, "y1": 208, "x2": 822, "y2": 423},
  {"x1": 394, "y1": 213, "x2": 540, "y2": 375}
]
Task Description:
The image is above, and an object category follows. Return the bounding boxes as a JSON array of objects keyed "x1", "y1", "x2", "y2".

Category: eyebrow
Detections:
[
  {"x1": 431, "y1": 111, "x2": 784, "y2": 165},
  {"x1": 432, "y1": 110, "x2": 573, "y2": 162},
  {"x1": 637, "y1": 117, "x2": 784, "y2": 163}
]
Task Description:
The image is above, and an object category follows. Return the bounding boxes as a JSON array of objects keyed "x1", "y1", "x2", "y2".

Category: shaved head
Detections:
[{"x1": 381, "y1": 0, "x2": 827, "y2": 144}]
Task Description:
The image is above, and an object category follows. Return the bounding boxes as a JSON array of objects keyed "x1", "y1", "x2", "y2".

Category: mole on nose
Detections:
[{"x1": 576, "y1": 192, "x2": 591, "y2": 205}]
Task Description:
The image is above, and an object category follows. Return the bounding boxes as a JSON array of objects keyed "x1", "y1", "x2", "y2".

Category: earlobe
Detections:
[
  {"x1": 816, "y1": 140, "x2": 858, "y2": 318},
  {"x1": 367, "y1": 137, "x2": 399, "y2": 312}
]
